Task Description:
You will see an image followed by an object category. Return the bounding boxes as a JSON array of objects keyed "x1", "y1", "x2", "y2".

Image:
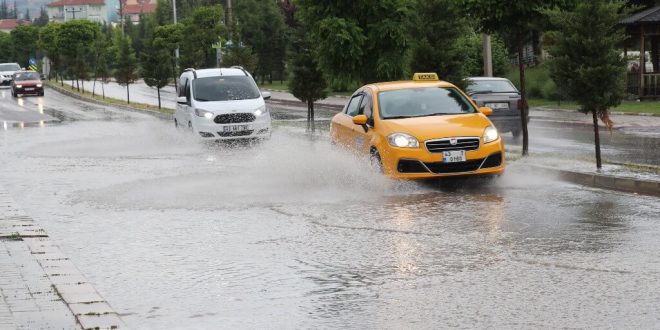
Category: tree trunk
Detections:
[
  {"x1": 92, "y1": 78, "x2": 96, "y2": 97},
  {"x1": 306, "y1": 99, "x2": 311, "y2": 131},
  {"x1": 127, "y1": 84, "x2": 130, "y2": 104},
  {"x1": 518, "y1": 44, "x2": 530, "y2": 156},
  {"x1": 157, "y1": 87, "x2": 161, "y2": 109},
  {"x1": 81, "y1": 80, "x2": 84, "y2": 94},
  {"x1": 592, "y1": 110, "x2": 602, "y2": 169},
  {"x1": 310, "y1": 100, "x2": 315, "y2": 133},
  {"x1": 102, "y1": 83, "x2": 105, "y2": 99}
]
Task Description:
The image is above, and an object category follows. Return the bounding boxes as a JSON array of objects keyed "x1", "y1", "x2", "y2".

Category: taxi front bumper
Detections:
[{"x1": 380, "y1": 138, "x2": 505, "y2": 179}]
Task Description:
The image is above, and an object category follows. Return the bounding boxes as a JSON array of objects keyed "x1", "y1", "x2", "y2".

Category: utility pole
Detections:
[
  {"x1": 65, "y1": 6, "x2": 83, "y2": 21},
  {"x1": 483, "y1": 34, "x2": 493, "y2": 77},
  {"x1": 173, "y1": 0, "x2": 179, "y2": 73}
]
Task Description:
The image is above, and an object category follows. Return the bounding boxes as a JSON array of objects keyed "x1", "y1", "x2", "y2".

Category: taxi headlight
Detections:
[
  {"x1": 388, "y1": 133, "x2": 419, "y2": 148},
  {"x1": 483, "y1": 126, "x2": 499, "y2": 144},
  {"x1": 254, "y1": 105, "x2": 268, "y2": 117},
  {"x1": 195, "y1": 108, "x2": 214, "y2": 119}
]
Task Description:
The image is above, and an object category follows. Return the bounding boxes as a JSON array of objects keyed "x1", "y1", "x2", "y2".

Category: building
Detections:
[
  {"x1": 121, "y1": 0, "x2": 156, "y2": 24},
  {"x1": 47, "y1": 0, "x2": 109, "y2": 23},
  {"x1": 0, "y1": 19, "x2": 29, "y2": 33}
]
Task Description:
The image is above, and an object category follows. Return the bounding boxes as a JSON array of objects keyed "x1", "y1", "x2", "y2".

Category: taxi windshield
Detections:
[
  {"x1": 14, "y1": 72, "x2": 40, "y2": 81},
  {"x1": 192, "y1": 76, "x2": 261, "y2": 102},
  {"x1": 378, "y1": 87, "x2": 476, "y2": 119}
]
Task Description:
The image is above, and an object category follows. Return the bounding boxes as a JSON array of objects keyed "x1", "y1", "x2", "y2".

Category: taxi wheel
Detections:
[{"x1": 370, "y1": 149, "x2": 383, "y2": 173}]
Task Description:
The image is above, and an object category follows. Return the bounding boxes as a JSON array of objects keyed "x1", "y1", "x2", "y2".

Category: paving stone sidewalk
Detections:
[{"x1": 0, "y1": 188, "x2": 127, "y2": 330}]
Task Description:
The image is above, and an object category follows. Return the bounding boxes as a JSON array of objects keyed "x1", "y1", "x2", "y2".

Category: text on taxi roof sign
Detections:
[{"x1": 413, "y1": 73, "x2": 439, "y2": 81}]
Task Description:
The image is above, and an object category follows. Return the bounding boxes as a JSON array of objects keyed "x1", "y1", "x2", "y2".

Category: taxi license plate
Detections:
[
  {"x1": 223, "y1": 125, "x2": 249, "y2": 132},
  {"x1": 485, "y1": 102, "x2": 508, "y2": 109},
  {"x1": 25, "y1": 88, "x2": 34, "y2": 91},
  {"x1": 443, "y1": 150, "x2": 466, "y2": 163}
]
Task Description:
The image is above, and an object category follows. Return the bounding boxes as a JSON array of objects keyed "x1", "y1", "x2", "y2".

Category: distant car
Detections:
[
  {"x1": 0, "y1": 62, "x2": 21, "y2": 86},
  {"x1": 11, "y1": 71, "x2": 44, "y2": 97},
  {"x1": 174, "y1": 67, "x2": 272, "y2": 140},
  {"x1": 466, "y1": 77, "x2": 524, "y2": 137},
  {"x1": 330, "y1": 72, "x2": 505, "y2": 179}
]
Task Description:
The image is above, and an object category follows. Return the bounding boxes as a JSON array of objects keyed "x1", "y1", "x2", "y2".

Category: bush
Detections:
[{"x1": 506, "y1": 63, "x2": 561, "y2": 100}]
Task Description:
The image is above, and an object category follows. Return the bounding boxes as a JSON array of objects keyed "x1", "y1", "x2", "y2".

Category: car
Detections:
[
  {"x1": 465, "y1": 77, "x2": 524, "y2": 137},
  {"x1": 0, "y1": 62, "x2": 21, "y2": 86},
  {"x1": 174, "y1": 67, "x2": 272, "y2": 140},
  {"x1": 11, "y1": 71, "x2": 44, "y2": 97},
  {"x1": 330, "y1": 73, "x2": 505, "y2": 180}
]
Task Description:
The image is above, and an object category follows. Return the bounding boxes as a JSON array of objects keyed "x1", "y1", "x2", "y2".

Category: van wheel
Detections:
[{"x1": 370, "y1": 149, "x2": 383, "y2": 173}]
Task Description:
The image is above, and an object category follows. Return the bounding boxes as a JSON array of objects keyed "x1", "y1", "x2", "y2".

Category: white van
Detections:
[{"x1": 174, "y1": 67, "x2": 272, "y2": 140}]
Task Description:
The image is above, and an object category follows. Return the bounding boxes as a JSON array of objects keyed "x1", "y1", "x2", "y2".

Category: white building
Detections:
[{"x1": 47, "y1": 0, "x2": 109, "y2": 23}]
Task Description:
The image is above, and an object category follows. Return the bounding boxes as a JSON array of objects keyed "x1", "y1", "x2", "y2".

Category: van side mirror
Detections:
[
  {"x1": 261, "y1": 91, "x2": 271, "y2": 100},
  {"x1": 177, "y1": 96, "x2": 188, "y2": 105},
  {"x1": 478, "y1": 107, "x2": 493, "y2": 116}
]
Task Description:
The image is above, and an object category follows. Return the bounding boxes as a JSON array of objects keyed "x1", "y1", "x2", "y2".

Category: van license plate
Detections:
[
  {"x1": 223, "y1": 125, "x2": 248, "y2": 132},
  {"x1": 442, "y1": 150, "x2": 466, "y2": 163}
]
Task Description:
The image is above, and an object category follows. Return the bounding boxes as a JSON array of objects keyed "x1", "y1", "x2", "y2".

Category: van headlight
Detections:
[
  {"x1": 195, "y1": 109, "x2": 214, "y2": 119},
  {"x1": 254, "y1": 105, "x2": 268, "y2": 117},
  {"x1": 483, "y1": 126, "x2": 499, "y2": 143},
  {"x1": 388, "y1": 133, "x2": 419, "y2": 148}
]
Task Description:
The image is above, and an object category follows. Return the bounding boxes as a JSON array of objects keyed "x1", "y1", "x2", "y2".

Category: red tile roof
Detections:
[
  {"x1": 0, "y1": 19, "x2": 30, "y2": 30},
  {"x1": 48, "y1": 0, "x2": 105, "y2": 7},
  {"x1": 123, "y1": 3, "x2": 156, "y2": 15}
]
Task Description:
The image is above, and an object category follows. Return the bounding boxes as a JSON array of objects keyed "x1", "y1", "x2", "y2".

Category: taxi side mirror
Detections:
[
  {"x1": 353, "y1": 114, "x2": 368, "y2": 126},
  {"x1": 478, "y1": 107, "x2": 493, "y2": 116}
]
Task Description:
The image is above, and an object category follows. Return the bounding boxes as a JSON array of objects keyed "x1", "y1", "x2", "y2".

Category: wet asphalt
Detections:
[{"x1": 1, "y1": 87, "x2": 659, "y2": 329}]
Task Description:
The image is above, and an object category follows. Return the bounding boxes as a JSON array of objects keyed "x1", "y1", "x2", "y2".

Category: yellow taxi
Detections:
[{"x1": 330, "y1": 73, "x2": 505, "y2": 179}]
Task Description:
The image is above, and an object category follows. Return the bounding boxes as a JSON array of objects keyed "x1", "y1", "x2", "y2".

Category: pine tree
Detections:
[
  {"x1": 114, "y1": 34, "x2": 138, "y2": 104},
  {"x1": 548, "y1": 0, "x2": 628, "y2": 169}
]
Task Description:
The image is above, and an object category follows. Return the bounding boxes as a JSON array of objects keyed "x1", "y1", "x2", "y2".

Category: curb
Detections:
[
  {"x1": 535, "y1": 106, "x2": 660, "y2": 117},
  {"x1": 267, "y1": 98, "x2": 344, "y2": 111},
  {"x1": 45, "y1": 83, "x2": 173, "y2": 121},
  {"x1": 0, "y1": 187, "x2": 128, "y2": 329},
  {"x1": 531, "y1": 165, "x2": 660, "y2": 197}
]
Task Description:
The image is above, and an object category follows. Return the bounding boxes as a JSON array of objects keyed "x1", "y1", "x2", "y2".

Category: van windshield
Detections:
[
  {"x1": 0, "y1": 64, "x2": 20, "y2": 72},
  {"x1": 192, "y1": 76, "x2": 261, "y2": 102}
]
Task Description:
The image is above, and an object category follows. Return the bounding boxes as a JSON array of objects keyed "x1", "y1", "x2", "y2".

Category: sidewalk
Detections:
[{"x1": 0, "y1": 187, "x2": 127, "y2": 329}]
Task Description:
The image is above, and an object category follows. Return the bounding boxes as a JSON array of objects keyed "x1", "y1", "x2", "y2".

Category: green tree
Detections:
[
  {"x1": 179, "y1": 5, "x2": 226, "y2": 69},
  {"x1": 220, "y1": 42, "x2": 258, "y2": 74},
  {"x1": 234, "y1": 0, "x2": 288, "y2": 84},
  {"x1": 0, "y1": 32, "x2": 13, "y2": 62},
  {"x1": 34, "y1": 6, "x2": 49, "y2": 27},
  {"x1": 288, "y1": 27, "x2": 327, "y2": 132},
  {"x1": 298, "y1": 0, "x2": 413, "y2": 88},
  {"x1": 10, "y1": 25, "x2": 39, "y2": 68},
  {"x1": 38, "y1": 23, "x2": 60, "y2": 82},
  {"x1": 141, "y1": 36, "x2": 172, "y2": 109},
  {"x1": 153, "y1": 23, "x2": 183, "y2": 90},
  {"x1": 547, "y1": 0, "x2": 627, "y2": 169},
  {"x1": 114, "y1": 34, "x2": 139, "y2": 104},
  {"x1": 57, "y1": 20, "x2": 99, "y2": 91},
  {"x1": 458, "y1": 33, "x2": 510, "y2": 77},
  {"x1": 95, "y1": 25, "x2": 114, "y2": 99},
  {"x1": 153, "y1": 0, "x2": 173, "y2": 25},
  {"x1": 409, "y1": 0, "x2": 469, "y2": 86},
  {"x1": 465, "y1": 0, "x2": 570, "y2": 156}
]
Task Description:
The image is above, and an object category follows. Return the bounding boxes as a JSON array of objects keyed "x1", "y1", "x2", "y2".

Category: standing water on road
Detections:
[{"x1": 1, "y1": 90, "x2": 660, "y2": 329}]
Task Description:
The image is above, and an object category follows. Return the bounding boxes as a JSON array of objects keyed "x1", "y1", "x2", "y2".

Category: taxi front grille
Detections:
[
  {"x1": 425, "y1": 137, "x2": 480, "y2": 153},
  {"x1": 214, "y1": 113, "x2": 256, "y2": 124},
  {"x1": 424, "y1": 159, "x2": 483, "y2": 174}
]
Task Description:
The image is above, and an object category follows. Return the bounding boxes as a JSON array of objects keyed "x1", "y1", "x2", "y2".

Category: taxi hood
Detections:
[{"x1": 379, "y1": 113, "x2": 493, "y2": 141}]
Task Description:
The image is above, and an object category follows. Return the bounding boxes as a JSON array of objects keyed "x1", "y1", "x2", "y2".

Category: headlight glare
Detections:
[
  {"x1": 483, "y1": 126, "x2": 499, "y2": 143},
  {"x1": 36, "y1": 84, "x2": 42, "y2": 88},
  {"x1": 195, "y1": 108, "x2": 214, "y2": 119},
  {"x1": 388, "y1": 133, "x2": 419, "y2": 148},
  {"x1": 254, "y1": 105, "x2": 268, "y2": 117},
  {"x1": 16, "y1": 84, "x2": 22, "y2": 88}
]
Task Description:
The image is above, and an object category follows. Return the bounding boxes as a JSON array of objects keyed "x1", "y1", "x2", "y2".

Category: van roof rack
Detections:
[
  {"x1": 184, "y1": 68, "x2": 197, "y2": 78},
  {"x1": 230, "y1": 66, "x2": 249, "y2": 76}
]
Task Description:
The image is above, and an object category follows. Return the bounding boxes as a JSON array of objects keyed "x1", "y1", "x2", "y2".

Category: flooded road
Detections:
[{"x1": 1, "y1": 88, "x2": 660, "y2": 329}]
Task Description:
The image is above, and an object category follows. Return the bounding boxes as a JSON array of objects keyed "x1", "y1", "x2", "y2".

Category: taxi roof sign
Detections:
[{"x1": 413, "y1": 72, "x2": 439, "y2": 81}]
